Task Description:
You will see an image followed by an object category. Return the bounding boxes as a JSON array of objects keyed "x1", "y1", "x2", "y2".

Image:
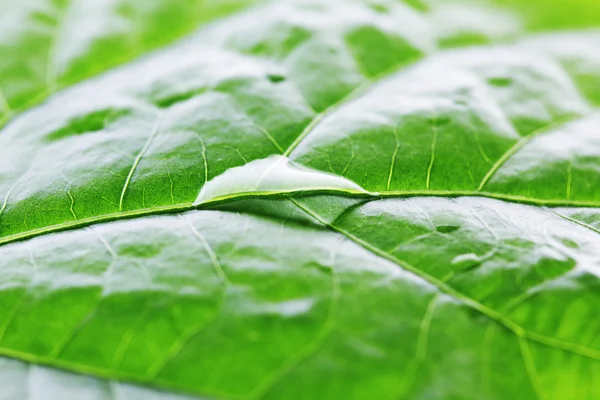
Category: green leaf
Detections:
[
  {"x1": 1, "y1": 0, "x2": 600, "y2": 398},
  {"x1": 0, "y1": 0, "x2": 259, "y2": 124}
]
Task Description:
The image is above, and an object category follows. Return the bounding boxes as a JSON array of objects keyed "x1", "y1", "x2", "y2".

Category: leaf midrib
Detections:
[{"x1": 1, "y1": 189, "x2": 598, "y2": 248}]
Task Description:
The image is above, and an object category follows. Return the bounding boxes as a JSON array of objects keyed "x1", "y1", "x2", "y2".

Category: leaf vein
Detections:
[
  {"x1": 119, "y1": 114, "x2": 163, "y2": 211},
  {"x1": 291, "y1": 200, "x2": 600, "y2": 364}
]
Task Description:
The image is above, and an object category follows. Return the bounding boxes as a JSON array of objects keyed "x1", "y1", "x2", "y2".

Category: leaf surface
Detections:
[{"x1": 1, "y1": 0, "x2": 600, "y2": 398}]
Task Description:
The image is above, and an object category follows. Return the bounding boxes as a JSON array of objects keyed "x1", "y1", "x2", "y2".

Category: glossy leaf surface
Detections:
[{"x1": 1, "y1": 0, "x2": 600, "y2": 398}]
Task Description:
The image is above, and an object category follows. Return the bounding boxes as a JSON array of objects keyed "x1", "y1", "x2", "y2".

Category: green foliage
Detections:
[{"x1": 0, "y1": 0, "x2": 599, "y2": 398}]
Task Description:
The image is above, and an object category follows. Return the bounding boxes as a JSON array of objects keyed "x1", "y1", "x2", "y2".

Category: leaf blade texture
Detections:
[{"x1": 1, "y1": 0, "x2": 600, "y2": 398}]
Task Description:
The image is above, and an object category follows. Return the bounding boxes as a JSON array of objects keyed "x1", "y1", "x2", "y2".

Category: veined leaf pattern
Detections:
[{"x1": 0, "y1": 0, "x2": 600, "y2": 398}]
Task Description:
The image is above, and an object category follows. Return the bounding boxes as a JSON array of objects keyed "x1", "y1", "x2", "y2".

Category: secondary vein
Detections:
[
  {"x1": 291, "y1": 199, "x2": 600, "y2": 365},
  {"x1": 119, "y1": 114, "x2": 163, "y2": 211}
]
